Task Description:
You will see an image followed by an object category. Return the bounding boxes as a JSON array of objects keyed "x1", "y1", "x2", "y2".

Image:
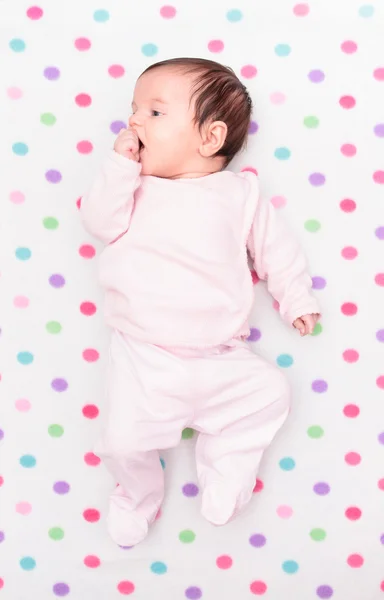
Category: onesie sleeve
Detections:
[
  {"x1": 245, "y1": 175, "x2": 321, "y2": 326},
  {"x1": 80, "y1": 150, "x2": 142, "y2": 244}
]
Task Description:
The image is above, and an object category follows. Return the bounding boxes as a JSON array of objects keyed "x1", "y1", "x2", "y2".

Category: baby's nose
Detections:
[{"x1": 129, "y1": 112, "x2": 141, "y2": 128}]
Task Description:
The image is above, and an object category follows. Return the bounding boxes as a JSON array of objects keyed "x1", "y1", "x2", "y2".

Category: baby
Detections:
[{"x1": 81, "y1": 57, "x2": 320, "y2": 546}]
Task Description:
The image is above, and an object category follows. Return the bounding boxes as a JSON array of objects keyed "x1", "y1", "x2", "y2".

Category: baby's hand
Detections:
[
  {"x1": 114, "y1": 127, "x2": 140, "y2": 162},
  {"x1": 293, "y1": 313, "x2": 320, "y2": 337}
]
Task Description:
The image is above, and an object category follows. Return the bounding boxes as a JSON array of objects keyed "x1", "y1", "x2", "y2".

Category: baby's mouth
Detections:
[{"x1": 139, "y1": 140, "x2": 145, "y2": 152}]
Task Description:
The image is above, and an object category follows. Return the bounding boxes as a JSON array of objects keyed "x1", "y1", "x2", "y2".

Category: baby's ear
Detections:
[{"x1": 199, "y1": 121, "x2": 227, "y2": 158}]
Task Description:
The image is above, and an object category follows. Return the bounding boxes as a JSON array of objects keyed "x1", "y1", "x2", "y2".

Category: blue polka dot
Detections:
[
  {"x1": 142, "y1": 43, "x2": 158, "y2": 57},
  {"x1": 20, "y1": 557, "x2": 36, "y2": 571},
  {"x1": 227, "y1": 9, "x2": 243, "y2": 22},
  {"x1": 282, "y1": 560, "x2": 299, "y2": 574},
  {"x1": 359, "y1": 5, "x2": 374, "y2": 17},
  {"x1": 17, "y1": 352, "x2": 34, "y2": 365},
  {"x1": 93, "y1": 9, "x2": 109, "y2": 22},
  {"x1": 15, "y1": 247, "x2": 31, "y2": 261},
  {"x1": 160, "y1": 457, "x2": 166, "y2": 470},
  {"x1": 277, "y1": 354, "x2": 293, "y2": 368},
  {"x1": 150, "y1": 561, "x2": 167, "y2": 574},
  {"x1": 9, "y1": 38, "x2": 26, "y2": 52},
  {"x1": 275, "y1": 44, "x2": 291, "y2": 57},
  {"x1": 12, "y1": 142, "x2": 29, "y2": 156},
  {"x1": 20, "y1": 455, "x2": 36, "y2": 468},
  {"x1": 279, "y1": 457, "x2": 295, "y2": 471},
  {"x1": 275, "y1": 147, "x2": 291, "y2": 160}
]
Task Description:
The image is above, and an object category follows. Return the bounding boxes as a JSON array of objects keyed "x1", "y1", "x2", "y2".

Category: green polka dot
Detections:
[
  {"x1": 311, "y1": 322, "x2": 323, "y2": 336},
  {"x1": 179, "y1": 529, "x2": 196, "y2": 543},
  {"x1": 43, "y1": 217, "x2": 59, "y2": 230},
  {"x1": 305, "y1": 219, "x2": 321, "y2": 233},
  {"x1": 48, "y1": 424, "x2": 64, "y2": 438},
  {"x1": 49, "y1": 527, "x2": 64, "y2": 541},
  {"x1": 310, "y1": 528, "x2": 326, "y2": 541},
  {"x1": 46, "y1": 321, "x2": 62, "y2": 334},
  {"x1": 41, "y1": 113, "x2": 56, "y2": 126},
  {"x1": 182, "y1": 428, "x2": 194, "y2": 440},
  {"x1": 307, "y1": 425, "x2": 324, "y2": 439},
  {"x1": 304, "y1": 116, "x2": 319, "y2": 128}
]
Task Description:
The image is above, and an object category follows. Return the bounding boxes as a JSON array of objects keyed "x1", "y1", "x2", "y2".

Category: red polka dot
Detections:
[
  {"x1": 82, "y1": 404, "x2": 99, "y2": 419},
  {"x1": 27, "y1": 6, "x2": 43, "y2": 19},
  {"x1": 80, "y1": 302, "x2": 96, "y2": 316},
  {"x1": 343, "y1": 349, "x2": 359, "y2": 363},
  {"x1": 345, "y1": 506, "x2": 361, "y2": 520},
  {"x1": 377, "y1": 376, "x2": 384, "y2": 390},
  {"x1": 75, "y1": 38, "x2": 91, "y2": 51},
  {"x1": 83, "y1": 508, "x2": 100, "y2": 523},
  {"x1": 343, "y1": 404, "x2": 360, "y2": 418},
  {"x1": 251, "y1": 270, "x2": 260, "y2": 285},
  {"x1": 375, "y1": 273, "x2": 384, "y2": 286},
  {"x1": 347, "y1": 553, "x2": 364, "y2": 568},
  {"x1": 345, "y1": 452, "x2": 361, "y2": 466},
  {"x1": 84, "y1": 452, "x2": 101, "y2": 466},
  {"x1": 339, "y1": 95, "x2": 356, "y2": 109},
  {"x1": 76, "y1": 197, "x2": 82, "y2": 209},
  {"x1": 216, "y1": 555, "x2": 233, "y2": 569},
  {"x1": 208, "y1": 40, "x2": 224, "y2": 53},
  {"x1": 75, "y1": 93, "x2": 92, "y2": 107},
  {"x1": 341, "y1": 246, "x2": 358, "y2": 260},
  {"x1": 340, "y1": 198, "x2": 356, "y2": 213},
  {"x1": 108, "y1": 65, "x2": 125, "y2": 78},
  {"x1": 341, "y1": 40, "x2": 357, "y2": 54},
  {"x1": 241, "y1": 65, "x2": 258, "y2": 79},
  {"x1": 373, "y1": 170, "x2": 384, "y2": 184},
  {"x1": 117, "y1": 581, "x2": 135, "y2": 595},
  {"x1": 253, "y1": 478, "x2": 264, "y2": 493},
  {"x1": 341, "y1": 302, "x2": 357, "y2": 316},
  {"x1": 79, "y1": 244, "x2": 96, "y2": 259},
  {"x1": 84, "y1": 555, "x2": 100, "y2": 568},
  {"x1": 77, "y1": 140, "x2": 93, "y2": 154},
  {"x1": 250, "y1": 581, "x2": 267, "y2": 595},
  {"x1": 160, "y1": 5, "x2": 176, "y2": 18},
  {"x1": 0, "y1": 578, "x2": 3, "y2": 589},
  {"x1": 373, "y1": 68, "x2": 384, "y2": 81},
  {"x1": 82, "y1": 348, "x2": 99, "y2": 362},
  {"x1": 341, "y1": 143, "x2": 356, "y2": 157}
]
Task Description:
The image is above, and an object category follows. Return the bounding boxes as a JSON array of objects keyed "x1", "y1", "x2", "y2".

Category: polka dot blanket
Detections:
[{"x1": 1, "y1": 1, "x2": 384, "y2": 599}]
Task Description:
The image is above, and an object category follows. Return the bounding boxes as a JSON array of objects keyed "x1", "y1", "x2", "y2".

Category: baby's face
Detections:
[{"x1": 129, "y1": 68, "x2": 202, "y2": 178}]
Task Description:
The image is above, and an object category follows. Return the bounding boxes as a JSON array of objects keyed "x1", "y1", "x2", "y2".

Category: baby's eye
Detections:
[{"x1": 152, "y1": 110, "x2": 162, "y2": 117}]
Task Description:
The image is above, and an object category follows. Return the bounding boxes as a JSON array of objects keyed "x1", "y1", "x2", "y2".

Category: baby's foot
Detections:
[
  {"x1": 107, "y1": 491, "x2": 149, "y2": 546},
  {"x1": 201, "y1": 482, "x2": 253, "y2": 526}
]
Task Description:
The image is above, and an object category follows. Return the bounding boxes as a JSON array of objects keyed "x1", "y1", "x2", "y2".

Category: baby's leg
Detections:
[
  {"x1": 193, "y1": 341, "x2": 290, "y2": 526},
  {"x1": 95, "y1": 332, "x2": 193, "y2": 546}
]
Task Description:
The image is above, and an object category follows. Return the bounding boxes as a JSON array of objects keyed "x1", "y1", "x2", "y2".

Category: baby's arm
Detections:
[{"x1": 247, "y1": 187, "x2": 320, "y2": 330}]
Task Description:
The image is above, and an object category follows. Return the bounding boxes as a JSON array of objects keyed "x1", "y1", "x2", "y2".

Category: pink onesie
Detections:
[{"x1": 81, "y1": 150, "x2": 320, "y2": 545}]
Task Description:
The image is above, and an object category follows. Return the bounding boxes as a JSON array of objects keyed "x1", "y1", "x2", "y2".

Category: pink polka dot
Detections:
[
  {"x1": 84, "y1": 452, "x2": 101, "y2": 466},
  {"x1": 341, "y1": 40, "x2": 358, "y2": 54},
  {"x1": 155, "y1": 507, "x2": 162, "y2": 520},
  {"x1": 341, "y1": 302, "x2": 357, "y2": 316},
  {"x1": 373, "y1": 170, "x2": 384, "y2": 184},
  {"x1": 345, "y1": 452, "x2": 361, "y2": 466},
  {"x1": 208, "y1": 40, "x2": 224, "y2": 53},
  {"x1": 108, "y1": 65, "x2": 125, "y2": 78},
  {"x1": 9, "y1": 191, "x2": 25, "y2": 204},
  {"x1": 343, "y1": 349, "x2": 359, "y2": 363},
  {"x1": 343, "y1": 404, "x2": 360, "y2": 418},
  {"x1": 270, "y1": 92, "x2": 286, "y2": 104},
  {"x1": 241, "y1": 166, "x2": 258, "y2": 175},
  {"x1": 375, "y1": 273, "x2": 384, "y2": 286},
  {"x1": 117, "y1": 581, "x2": 135, "y2": 595},
  {"x1": 241, "y1": 65, "x2": 258, "y2": 79},
  {"x1": 7, "y1": 87, "x2": 23, "y2": 100},
  {"x1": 13, "y1": 296, "x2": 29, "y2": 308},
  {"x1": 380, "y1": 581, "x2": 384, "y2": 592},
  {"x1": 340, "y1": 198, "x2": 356, "y2": 212},
  {"x1": 84, "y1": 555, "x2": 100, "y2": 568},
  {"x1": 251, "y1": 270, "x2": 260, "y2": 285},
  {"x1": 277, "y1": 505, "x2": 293, "y2": 519},
  {"x1": 293, "y1": 3, "x2": 309, "y2": 16},
  {"x1": 15, "y1": 501, "x2": 32, "y2": 515},
  {"x1": 79, "y1": 244, "x2": 96, "y2": 259},
  {"x1": 253, "y1": 478, "x2": 264, "y2": 493},
  {"x1": 345, "y1": 506, "x2": 361, "y2": 520},
  {"x1": 82, "y1": 404, "x2": 99, "y2": 419},
  {"x1": 377, "y1": 376, "x2": 384, "y2": 390},
  {"x1": 80, "y1": 301, "x2": 96, "y2": 316},
  {"x1": 27, "y1": 6, "x2": 43, "y2": 19},
  {"x1": 83, "y1": 508, "x2": 100, "y2": 523},
  {"x1": 341, "y1": 143, "x2": 357, "y2": 157},
  {"x1": 15, "y1": 398, "x2": 31, "y2": 412},
  {"x1": 339, "y1": 95, "x2": 356, "y2": 109},
  {"x1": 216, "y1": 555, "x2": 233, "y2": 569},
  {"x1": 271, "y1": 196, "x2": 287, "y2": 209},
  {"x1": 83, "y1": 348, "x2": 99, "y2": 362},
  {"x1": 341, "y1": 246, "x2": 358, "y2": 259},
  {"x1": 75, "y1": 93, "x2": 92, "y2": 107},
  {"x1": 75, "y1": 37, "x2": 91, "y2": 51},
  {"x1": 373, "y1": 68, "x2": 384, "y2": 81},
  {"x1": 250, "y1": 581, "x2": 267, "y2": 595},
  {"x1": 273, "y1": 299, "x2": 280, "y2": 311},
  {"x1": 0, "y1": 477, "x2": 3, "y2": 487},
  {"x1": 347, "y1": 554, "x2": 364, "y2": 568},
  {"x1": 160, "y1": 5, "x2": 176, "y2": 18},
  {"x1": 77, "y1": 140, "x2": 93, "y2": 154},
  {"x1": 379, "y1": 478, "x2": 384, "y2": 491},
  {"x1": 76, "y1": 197, "x2": 82, "y2": 210}
]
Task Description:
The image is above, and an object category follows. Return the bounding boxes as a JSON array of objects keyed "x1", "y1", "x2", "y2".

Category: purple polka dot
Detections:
[
  {"x1": 45, "y1": 170, "x2": 62, "y2": 183},
  {"x1": 110, "y1": 120, "x2": 126, "y2": 134},
  {"x1": 380, "y1": 533, "x2": 384, "y2": 545},
  {"x1": 316, "y1": 585, "x2": 333, "y2": 599},
  {"x1": 248, "y1": 328, "x2": 261, "y2": 342},
  {"x1": 375, "y1": 226, "x2": 384, "y2": 240},
  {"x1": 53, "y1": 481, "x2": 70, "y2": 495},
  {"x1": 185, "y1": 587, "x2": 202, "y2": 599},
  {"x1": 119, "y1": 545, "x2": 133, "y2": 549},
  {"x1": 308, "y1": 69, "x2": 325, "y2": 83},
  {"x1": 374, "y1": 123, "x2": 384, "y2": 137},
  {"x1": 49, "y1": 274, "x2": 65, "y2": 288},
  {"x1": 182, "y1": 483, "x2": 199, "y2": 497},
  {"x1": 51, "y1": 378, "x2": 68, "y2": 392},
  {"x1": 312, "y1": 276, "x2": 326, "y2": 290},
  {"x1": 53, "y1": 583, "x2": 70, "y2": 596},
  {"x1": 0, "y1": 429, "x2": 4, "y2": 441},
  {"x1": 313, "y1": 482, "x2": 330, "y2": 496},
  {"x1": 249, "y1": 533, "x2": 266, "y2": 547},
  {"x1": 378, "y1": 432, "x2": 384, "y2": 444},
  {"x1": 377, "y1": 330, "x2": 384, "y2": 342},
  {"x1": 0, "y1": 531, "x2": 4, "y2": 543},
  {"x1": 309, "y1": 173, "x2": 326, "y2": 186},
  {"x1": 249, "y1": 121, "x2": 259, "y2": 134},
  {"x1": 44, "y1": 67, "x2": 60, "y2": 80},
  {"x1": 312, "y1": 379, "x2": 328, "y2": 393}
]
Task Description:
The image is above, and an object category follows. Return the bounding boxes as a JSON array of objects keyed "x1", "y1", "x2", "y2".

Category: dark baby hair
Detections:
[{"x1": 141, "y1": 57, "x2": 253, "y2": 168}]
